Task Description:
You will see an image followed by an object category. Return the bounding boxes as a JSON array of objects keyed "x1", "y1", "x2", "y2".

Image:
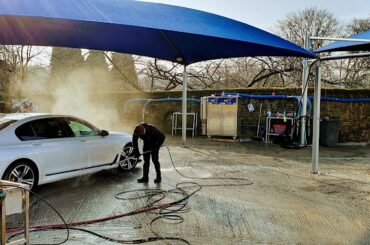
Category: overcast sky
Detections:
[{"x1": 142, "y1": 0, "x2": 369, "y2": 31}]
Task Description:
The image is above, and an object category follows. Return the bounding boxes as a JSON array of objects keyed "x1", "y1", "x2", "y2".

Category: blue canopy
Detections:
[
  {"x1": 315, "y1": 30, "x2": 370, "y2": 53},
  {"x1": 0, "y1": 0, "x2": 316, "y2": 65}
]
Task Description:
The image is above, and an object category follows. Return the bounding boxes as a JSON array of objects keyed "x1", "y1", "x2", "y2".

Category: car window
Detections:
[
  {"x1": 15, "y1": 122, "x2": 36, "y2": 140},
  {"x1": 30, "y1": 118, "x2": 68, "y2": 140},
  {"x1": 59, "y1": 118, "x2": 75, "y2": 137},
  {"x1": 15, "y1": 118, "x2": 68, "y2": 141},
  {"x1": 0, "y1": 119, "x2": 17, "y2": 131},
  {"x1": 66, "y1": 118, "x2": 100, "y2": 137}
]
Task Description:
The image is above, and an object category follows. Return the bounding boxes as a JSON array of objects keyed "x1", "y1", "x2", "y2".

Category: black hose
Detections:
[
  {"x1": 1, "y1": 184, "x2": 69, "y2": 245},
  {"x1": 5, "y1": 145, "x2": 253, "y2": 245}
]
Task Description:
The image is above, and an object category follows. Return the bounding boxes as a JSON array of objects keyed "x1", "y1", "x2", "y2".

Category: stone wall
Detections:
[
  {"x1": 90, "y1": 88, "x2": 370, "y2": 143},
  {"x1": 21, "y1": 88, "x2": 370, "y2": 143}
]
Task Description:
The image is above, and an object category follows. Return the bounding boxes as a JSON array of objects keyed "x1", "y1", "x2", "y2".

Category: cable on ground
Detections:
[{"x1": 5, "y1": 145, "x2": 253, "y2": 244}]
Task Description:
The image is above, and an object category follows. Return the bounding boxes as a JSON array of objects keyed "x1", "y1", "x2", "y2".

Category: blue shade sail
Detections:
[
  {"x1": 0, "y1": 0, "x2": 316, "y2": 65},
  {"x1": 315, "y1": 30, "x2": 370, "y2": 53}
]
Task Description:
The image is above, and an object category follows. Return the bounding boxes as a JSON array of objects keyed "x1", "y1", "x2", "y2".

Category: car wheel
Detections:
[
  {"x1": 118, "y1": 143, "x2": 139, "y2": 171},
  {"x1": 4, "y1": 162, "x2": 38, "y2": 190}
]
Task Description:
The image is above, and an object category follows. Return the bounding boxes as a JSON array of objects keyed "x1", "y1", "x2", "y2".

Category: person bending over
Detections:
[{"x1": 133, "y1": 123, "x2": 165, "y2": 183}]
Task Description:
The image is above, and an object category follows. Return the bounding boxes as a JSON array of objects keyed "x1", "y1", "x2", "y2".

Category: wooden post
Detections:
[
  {"x1": 0, "y1": 191, "x2": 6, "y2": 245},
  {"x1": 23, "y1": 189, "x2": 30, "y2": 244},
  {"x1": 0, "y1": 181, "x2": 30, "y2": 245}
]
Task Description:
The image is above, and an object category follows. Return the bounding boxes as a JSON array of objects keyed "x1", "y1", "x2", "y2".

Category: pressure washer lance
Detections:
[{"x1": 123, "y1": 145, "x2": 165, "y2": 162}]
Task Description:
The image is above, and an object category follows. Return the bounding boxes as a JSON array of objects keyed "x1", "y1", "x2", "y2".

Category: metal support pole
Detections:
[
  {"x1": 310, "y1": 36, "x2": 370, "y2": 43},
  {"x1": 300, "y1": 32, "x2": 310, "y2": 146},
  {"x1": 320, "y1": 52, "x2": 370, "y2": 61},
  {"x1": 300, "y1": 62, "x2": 308, "y2": 146},
  {"x1": 312, "y1": 64, "x2": 321, "y2": 174},
  {"x1": 182, "y1": 65, "x2": 188, "y2": 146}
]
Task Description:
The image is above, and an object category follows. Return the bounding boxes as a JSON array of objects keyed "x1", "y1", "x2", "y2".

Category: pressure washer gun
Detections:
[
  {"x1": 123, "y1": 145, "x2": 166, "y2": 162},
  {"x1": 135, "y1": 145, "x2": 165, "y2": 158}
]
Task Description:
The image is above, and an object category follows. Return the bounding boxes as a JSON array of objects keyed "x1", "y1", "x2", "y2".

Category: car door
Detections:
[
  {"x1": 65, "y1": 117, "x2": 115, "y2": 169},
  {"x1": 15, "y1": 117, "x2": 79, "y2": 179}
]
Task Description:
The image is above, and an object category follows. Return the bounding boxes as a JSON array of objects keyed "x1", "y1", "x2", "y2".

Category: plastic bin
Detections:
[
  {"x1": 273, "y1": 124, "x2": 287, "y2": 135},
  {"x1": 320, "y1": 119, "x2": 340, "y2": 147}
]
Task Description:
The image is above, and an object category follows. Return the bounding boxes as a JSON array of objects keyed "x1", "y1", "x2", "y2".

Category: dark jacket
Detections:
[{"x1": 133, "y1": 123, "x2": 165, "y2": 153}]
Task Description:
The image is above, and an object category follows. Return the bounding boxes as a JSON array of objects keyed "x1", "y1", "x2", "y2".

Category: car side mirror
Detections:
[{"x1": 100, "y1": 130, "x2": 109, "y2": 137}]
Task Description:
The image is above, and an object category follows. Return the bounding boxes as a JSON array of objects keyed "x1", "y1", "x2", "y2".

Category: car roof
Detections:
[{"x1": 1, "y1": 113, "x2": 66, "y2": 121}]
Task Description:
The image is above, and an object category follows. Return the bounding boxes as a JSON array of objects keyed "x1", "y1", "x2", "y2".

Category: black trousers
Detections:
[{"x1": 142, "y1": 148, "x2": 161, "y2": 179}]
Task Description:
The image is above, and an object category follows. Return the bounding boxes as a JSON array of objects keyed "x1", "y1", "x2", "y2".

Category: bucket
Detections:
[{"x1": 273, "y1": 124, "x2": 286, "y2": 135}]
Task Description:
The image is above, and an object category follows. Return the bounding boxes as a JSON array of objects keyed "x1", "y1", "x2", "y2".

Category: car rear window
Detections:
[
  {"x1": 0, "y1": 119, "x2": 17, "y2": 131},
  {"x1": 15, "y1": 118, "x2": 69, "y2": 141},
  {"x1": 15, "y1": 122, "x2": 36, "y2": 140}
]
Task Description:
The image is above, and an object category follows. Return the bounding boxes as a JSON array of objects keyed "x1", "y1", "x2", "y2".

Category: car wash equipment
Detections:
[{"x1": 252, "y1": 101, "x2": 264, "y2": 141}]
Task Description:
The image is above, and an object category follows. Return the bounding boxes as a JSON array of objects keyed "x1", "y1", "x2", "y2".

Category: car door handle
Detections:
[
  {"x1": 32, "y1": 143, "x2": 42, "y2": 146},
  {"x1": 80, "y1": 139, "x2": 88, "y2": 143}
]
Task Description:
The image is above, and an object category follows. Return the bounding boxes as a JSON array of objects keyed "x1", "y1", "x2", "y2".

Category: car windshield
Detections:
[{"x1": 0, "y1": 119, "x2": 17, "y2": 131}]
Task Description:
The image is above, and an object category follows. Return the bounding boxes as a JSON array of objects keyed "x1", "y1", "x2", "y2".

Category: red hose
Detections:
[{"x1": 7, "y1": 202, "x2": 172, "y2": 233}]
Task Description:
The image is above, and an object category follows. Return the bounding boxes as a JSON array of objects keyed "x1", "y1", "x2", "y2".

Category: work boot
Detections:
[
  {"x1": 137, "y1": 177, "x2": 148, "y2": 183},
  {"x1": 154, "y1": 177, "x2": 161, "y2": 184}
]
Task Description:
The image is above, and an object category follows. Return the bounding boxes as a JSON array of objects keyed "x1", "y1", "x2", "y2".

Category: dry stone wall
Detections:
[
  {"x1": 114, "y1": 88, "x2": 370, "y2": 143},
  {"x1": 25, "y1": 88, "x2": 370, "y2": 143}
]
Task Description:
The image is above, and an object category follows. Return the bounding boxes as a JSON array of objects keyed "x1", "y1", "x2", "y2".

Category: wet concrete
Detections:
[{"x1": 6, "y1": 137, "x2": 370, "y2": 244}]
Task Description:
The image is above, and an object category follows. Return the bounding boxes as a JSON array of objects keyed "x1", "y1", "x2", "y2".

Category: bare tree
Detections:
[
  {"x1": 135, "y1": 9, "x2": 369, "y2": 90},
  {"x1": 0, "y1": 46, "x2": 45, "y2": 82},
  {"x1": 277, "y1": 8, "x2": 339, "y2": 50},
  {"x1": 136, "y1": 8, "x2": 341, "y2": 90},
  {"x1": 136, "y1": 55, "x2": 314, "y2": 90},
  {"x1": 136, "y1": 58, "x2": 235, "y2": 91},
  {"x1": 0, "y1": 45, "x2": 46, "y2": 95},
  {"x1": 272, "y1": 8, "x2": 340, "y2": 88},
  {"x1": 317, "y1": 17, "x2": 370, "y2": 88},
  {"x1": 0, "y1": 59, "x2": 12, "y2": 92},
  {"x1": 346, "y1": 17, "x2": 370, "y2": 34},
  {"x1": 341, "y1": 17, "x2": 370, "y2": 88}
]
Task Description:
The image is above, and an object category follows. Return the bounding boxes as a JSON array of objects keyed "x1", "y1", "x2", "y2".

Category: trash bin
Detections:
[{"x1": 320, "y1": 119, "x2": 340, "y2": 147}]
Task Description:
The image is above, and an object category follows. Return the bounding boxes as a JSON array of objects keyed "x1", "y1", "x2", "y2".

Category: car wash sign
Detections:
[{"x1": 208, "y1": 97, "x2": 237, "y2": 105}]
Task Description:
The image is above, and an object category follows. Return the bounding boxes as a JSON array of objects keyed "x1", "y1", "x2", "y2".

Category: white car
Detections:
[{"x1": 0, "y1": 113, "x2": 138, "y2": 189}]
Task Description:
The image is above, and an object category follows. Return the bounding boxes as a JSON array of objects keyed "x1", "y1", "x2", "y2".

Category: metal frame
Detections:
[
  {"x1": 310, "y1": 37, "x2": 370, "y2": 43},
  {"x1": 300, "y1": 32, "x2": 311, "y2": 147},
  {"x1": 172, "y1": 112, "x2": 198, "y2": 138},
  {"x1": 182, "y1": 65, "x2": 188, "y2": 146},
  {"x1": 311, "y1": 64, "x2": 321, "y2": 173},
  {"x1": 308, "y1": 36, "x2": 370, "y2": 174},
  {"x1": 265, "y1": 117, "x2": 294, "y2": 142},
  {"x1": 0, "y1": 180, "x2": 30, "y2": 245},
  {"x1": 320, "y1": 52, "x2": 370, "y2": 61}
]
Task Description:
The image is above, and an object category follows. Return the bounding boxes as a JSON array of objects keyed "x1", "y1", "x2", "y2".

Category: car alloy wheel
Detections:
[
  {"x1": 119, "y1": 145, "x2": 138, "y2": 170},
  {"x1": 7, "y1": 164, "x2": 36, "y2": 189}
]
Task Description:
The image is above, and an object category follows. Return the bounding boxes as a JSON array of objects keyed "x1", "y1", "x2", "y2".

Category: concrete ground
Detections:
[{"x1": 7, "y1": 137, "x2": 370, "y2": 244}]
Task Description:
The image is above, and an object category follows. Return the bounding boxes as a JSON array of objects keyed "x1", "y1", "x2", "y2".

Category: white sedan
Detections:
[{"x1": 0, "y1": 113, "x2": 138, "y2": 189}]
